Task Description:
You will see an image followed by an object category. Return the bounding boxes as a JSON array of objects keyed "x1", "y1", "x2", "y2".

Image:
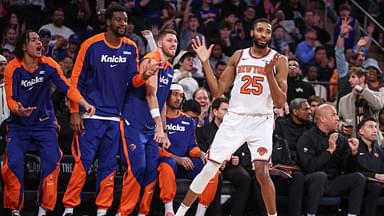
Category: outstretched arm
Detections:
[{"x1": 192, "y1": 36, "x2": 237, "y2": 98}]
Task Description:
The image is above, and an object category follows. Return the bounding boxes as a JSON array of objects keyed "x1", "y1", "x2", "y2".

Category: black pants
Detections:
[
  {"x1": 362, "y1": 181, "x2": 382, "y2": 216},
  {"x1": 273, "y1": 171, "x2": 305, "y2": 216},
  {"x1": 305, "y1": 171, "x2": 366, "y2": 214},
  {"x1": 222, "y1": 165, "x2": 252, "y2": 216}
]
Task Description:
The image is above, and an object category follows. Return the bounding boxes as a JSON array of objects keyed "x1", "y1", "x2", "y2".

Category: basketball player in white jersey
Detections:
[{"x1": 175, "y1": 18, "x2": 288, "y2": 216}]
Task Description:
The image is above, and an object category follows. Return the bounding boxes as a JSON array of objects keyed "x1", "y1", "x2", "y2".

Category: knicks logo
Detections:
[{"x1": 257, "y1": 147, "x2": 268, "y2": 156}]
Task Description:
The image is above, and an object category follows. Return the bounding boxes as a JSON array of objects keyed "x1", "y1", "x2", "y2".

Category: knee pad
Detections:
[{"x1": 190, "y1": 161, "x2": 220, "y2": 194}]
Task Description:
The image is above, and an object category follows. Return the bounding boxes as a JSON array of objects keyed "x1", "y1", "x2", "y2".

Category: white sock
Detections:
[
  {"x1": 307, "y1": 214, "x2": 315, "y2": 216},
  {"x1": 115, "y1": 213, "x2": 121, "y2": 216},
  {"x1": 137, "y1": 213, "x2": 146, "y2": 216},
  {"x1": 195, "y1": 203, "x2": 208, "y2": 216},
  {"x1": 268, "y1": 213, "x2": 277, "y2": 216},
  {"x1": 165, "y1": 201, "x2": 174, "y2": 213},
  {"x1": 38, "y1": 206, "x2": 47, "y2": 216},
  {"x1": 175, "y1": 203, "x2": 190, "y2": 216},
  {"x1": 347, "y1": 214, "x2": 357, "y2": 216},
  {"x1": 63, "y1": 208, "x2": 74, "y2": 215},
  {"x1": 97, "y1": 209, "x2": 107, "y2": 216}
]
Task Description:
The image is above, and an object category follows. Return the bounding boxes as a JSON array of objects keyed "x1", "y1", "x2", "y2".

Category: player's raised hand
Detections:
[
  {"x1": 142, "y1": 58, "x2": 161, "y2": 80},
  {"x1": 191, "y1": 36, "x2": 214, "y2": 63},
  {"x1": 265, "y1": 53, "x2": 280, "y2": 75}
]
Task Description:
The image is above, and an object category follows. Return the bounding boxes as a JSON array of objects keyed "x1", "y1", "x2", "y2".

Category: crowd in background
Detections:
[{"x1": 0, "y1": 0, "x2": 384, "y2": 215}]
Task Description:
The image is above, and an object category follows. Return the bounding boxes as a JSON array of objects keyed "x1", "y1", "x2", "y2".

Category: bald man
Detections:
[{"x1": 296, "y1": 104, "x2": 366, "y2": 216}]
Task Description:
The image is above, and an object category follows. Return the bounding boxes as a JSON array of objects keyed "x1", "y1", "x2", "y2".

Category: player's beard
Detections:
[
  {"x1": 113, "y1": 27, "x2": 126, "y2": 38},
  {"x1": 253, "y1": 38, "x2": 268, "y2": 49},
  {"x1": 169, "y1": 103, "x2": 181, "y2": 110}
]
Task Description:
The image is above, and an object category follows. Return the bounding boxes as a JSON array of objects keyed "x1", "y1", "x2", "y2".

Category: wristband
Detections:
[{"x1": 150, "y1": 108, "x2": 160, "y2": 118}]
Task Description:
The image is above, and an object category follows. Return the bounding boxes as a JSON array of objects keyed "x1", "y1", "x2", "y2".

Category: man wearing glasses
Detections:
[{"x1": 287, "y1": 58, "x2": 315, "y2": 104}]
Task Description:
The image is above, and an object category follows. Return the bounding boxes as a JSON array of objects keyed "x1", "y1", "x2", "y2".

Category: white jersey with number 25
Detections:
[{"x1": 229, "y1": 48, "x2": 278, "y2": 115}]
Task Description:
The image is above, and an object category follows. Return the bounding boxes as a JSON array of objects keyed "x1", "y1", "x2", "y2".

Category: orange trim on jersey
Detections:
[
  {"x1": 42, "y1": 56, "x2": 83, "y2": 104},
  {"x1": 166, "y1": 110, "x2": 182, "y2": 119},
  {"x1": 96, "y1": 171, "x2": 115, "y2": 209},
  {"x1": 144, "y1": 50, "x2": 172, "y2": 68},
  {"x1": 62, "y1": 136, "x2": 87, "y2": 208},
  {"x1": 198, "y1": 172, "x2": 219, "y2": 206},
  {"x1": 249, "y1": 48, "x2": 271, "y2": 59},
  {"x1": 4, "y1": 59, "x2": 21, "y2": 112},
  {"x1": 20, "y1": 59, "x2": 40, "y2": 73},
  {"x1": 189, "y1": 147, "x2": 202, "y2": 158},
  {"x1": 138, "y1": 179, "x2": 157, "y2": 215},
  {"x1": 158, "y1": 162, "x2": 176, "y2": 203},
  {"x1": 70, "y1": 33, "x2": 104, "y2": 113},
  {"x1": 159, "y1": 148, "x2": 172, "y2": 157},
  {"x1": 118, "y1": 120, "x2": 141, "y2": 215},
  {"x1": 132, "y1": 74, "x2": 146, "y2": 88},
  {"x1": 1, "y1": 154, "x2": 23, "y2": 210}
]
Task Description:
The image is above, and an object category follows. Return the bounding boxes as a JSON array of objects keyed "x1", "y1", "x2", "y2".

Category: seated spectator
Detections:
[
  {"x1": 158, "y1": 84, "x2": 218, "y2": 216},
  {"x1": 269, "y1": 25, "x2": 290, "y2": 56},
  {"x1": 299, "y1": 9, "x2": 330, "y2": 44},
  {"x1": 272, "y1": 98, "x2": 313, "y2": 216},
  {"x1": 297, "y1": 104, "x2": 366, "y2": 216},
  {"x1": 338, "y1": 67, "x2": 384, "y2": 139},
  {"x1": 313, "y1": 46, "x2": 334, "y2": 83},
  {"x1": 209, "y1": 43, "x2": 229, "y2": 71},
  {"x1": 180, "y1": 14, "x2": 204, "y2": 51},
  {"x1": 347, "y1": 118, "x2": 384, "y2": 216},
  {"x1": 302, "y1": 65, "x2": 327, "y2": 101},
  {"x1": 273, "y1": 10, "x2": 302, "y2": 45},
  {"x1": 1, "y1": 26, "x2": 17, "y2": 53},
  {"x1": 0, "y1": 54, "x2": 9, "y2": 155},
  {"x1": 308, "y1": 95, "x2": 324, "y2": 117},
  {"x1": 362, "y1": 58, "x2": 384, "y2": 93},
  {"x1": 39, "y1": 8, "x2": 75, "y2": 41},
  {"x1": 241, "y1": 6, "x2": 256, "y2": 41},
  {"x1": 193, "y1": 0, "x2": 220, "y2": 36},
  {"x1": 52, "y1": 34, "x2": 80, "y2": 62},
  {"x1": 295, "y1": 28, "x2": 322, "y2": 66},
  {"x1": 173, "y1": 51, "x2": 196, "y2": 82},
  {"x1": 193, "y1": 87, "x2": 212, "y2": 127},
  {"x1": 39, "y1": 29, "x2": 53, "y2": 57},
  {"x1": 287, "y1": 58, "x2": 315, "y2": 104},
  {"x1": 214, "y1": 61, "x2": 226, "y2": 79}
]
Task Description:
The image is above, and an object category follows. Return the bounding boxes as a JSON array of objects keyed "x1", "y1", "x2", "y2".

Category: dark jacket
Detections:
[
  {"x1": 347, "y1": 138, "x2": 384, "y2": 178},
  {"x1": 297, "y1": 126, "x2": 354, "y2": 178}
]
